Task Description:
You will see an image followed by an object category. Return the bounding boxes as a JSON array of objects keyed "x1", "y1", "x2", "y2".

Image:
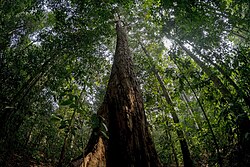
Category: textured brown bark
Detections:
[
  {"x1": 72, "y1": 104, "x2": 107, "y2": 167},
  {"x1": 105, "y1": 21, "x2": 161, "y2": 167},
  {"x1": 71, "y1": 21, "x2": 162, "y2": 167}
]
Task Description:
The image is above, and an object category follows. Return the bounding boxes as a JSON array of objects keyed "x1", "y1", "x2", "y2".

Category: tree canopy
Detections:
[{"x1": 0, "y1": 0, "x2": 249, "y2": 166}]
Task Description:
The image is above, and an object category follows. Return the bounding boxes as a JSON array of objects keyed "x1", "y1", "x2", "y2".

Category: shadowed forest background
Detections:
[{"x1": 0, "y1": 0, "x2": 249, "y2": 167}]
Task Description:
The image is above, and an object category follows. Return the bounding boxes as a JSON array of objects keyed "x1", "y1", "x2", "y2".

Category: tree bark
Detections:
[
  {"x1": 72, "y1": 20, "x2": 162, "y2": 167},
  {"x1": 105, "y1": 20, "x2": 161, "y2": 167}
]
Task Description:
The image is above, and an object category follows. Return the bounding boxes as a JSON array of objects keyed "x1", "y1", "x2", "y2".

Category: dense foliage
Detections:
[{"x1": 0, "y1": 0, "x2": 249, "y2": 166}]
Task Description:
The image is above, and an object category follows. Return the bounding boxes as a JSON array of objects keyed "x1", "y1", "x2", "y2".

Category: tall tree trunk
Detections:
[
  {"x1": 171, "y1": 50, "x2": 234, "y2": 167},
  {"x1": 174, "y1": 39, "x2": 250, "y2": 152},
  {"x1": 167, "y1": 131, "x2": 179, "y2": 167},
  {"x1": 105, "y1": 21, "x2": 161, "y2": 167},
  {"x1": 188, "y1": 42, "x2": 250, "y2": 108},
  {"x1": 181, "y1": 91, "x2": 223, "y2": 167},
  {"x1": 57, "y1": 110, "x2": 76, "y2": 167},
  {"x1": 139, "y1": 41, "x2": 193, "y2": 167},
  {"x1": 163, "y1": 116, "x2": 179, "y2": 167},
  {"x1": 181, "y1": 92, "x2": 201, "y2": 130},
  {"x1": 154, "y1": 70, "x2": 193, "y2": 167},
  {"x1": 72, "y1": 20, "x2": 162, "y2": 167}
]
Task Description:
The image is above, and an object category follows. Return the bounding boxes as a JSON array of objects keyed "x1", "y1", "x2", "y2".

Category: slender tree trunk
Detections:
[
  {"x1": 177, "y1": 41, "x2": 231, "y2": 97},
  {"x1": 181, "y1": 92, "x2": 201, "y2": 130},
  {"x1": 58, "y1": 89, "x2": 85, "y2": 167},
  {"x1": 139, "y1": 41, "x2": 193, "y2": 167},
  {"x1": 173, "y1": 40, "x2": 250, "y2": 152},
  {"x1": 188, "y1": 42, "x2": 250, "y2": 108},
  {"x1": 168, "y1": 132, "x2": 179, "y2": 167},
  {"x1": 0, "y1": 46, "x2": 73, "y2": 138},
  {"x1": 72, "y1": 20, "x2": 162, "y2": 167},
  {"x1": 155, "y1": 71, "x2": 193, "y2": 167},
  {"x1": 57, "y1": 111, "x2": 76, "y2": 167},
  {"x1": 162, "y1": 115, "x2": 179, "y2": 167},
  {"x1": 25, "y1": 114, "x2": 39, "y2": 147},
  {"x1": 173, "y1": 56, "x2": 224, "y2": 167},
  {"x1": 58, "y1": 135, "x2": 68, "y2": 167},
  {"x1": 0, "y1": 53, "x2": 60, "y2": 135}
]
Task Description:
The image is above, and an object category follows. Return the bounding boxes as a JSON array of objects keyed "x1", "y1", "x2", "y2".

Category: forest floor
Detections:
[
  {"x1": 0, "y1": 151, "x2": 54, "y2": 167},
  {"x1": 0, "y1": 149, "x2": 249, "y2": 167}
]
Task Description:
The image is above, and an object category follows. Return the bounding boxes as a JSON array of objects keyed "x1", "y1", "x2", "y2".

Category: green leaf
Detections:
[
  {"x1": 101, "y1": 130, "x2": 109, "y2": 139},
  {"x1": 51, "y1": 114, "x2": 62, "y2": 122},
  {"x1": 245, "y1": 132, "x2": 250, "y2": 139},
  {"x1": 59, "y1": 120, "x2": 68, "y2": 129},
  {"x1": 60, "y1": 99, "x2": 72, "y2": 106},
  {"x1": 101, "y1": 122, "x2": 108, "y2": 132},
  {"x1": 91, "y1": 114, "x2": 100, "y2": 129}
]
